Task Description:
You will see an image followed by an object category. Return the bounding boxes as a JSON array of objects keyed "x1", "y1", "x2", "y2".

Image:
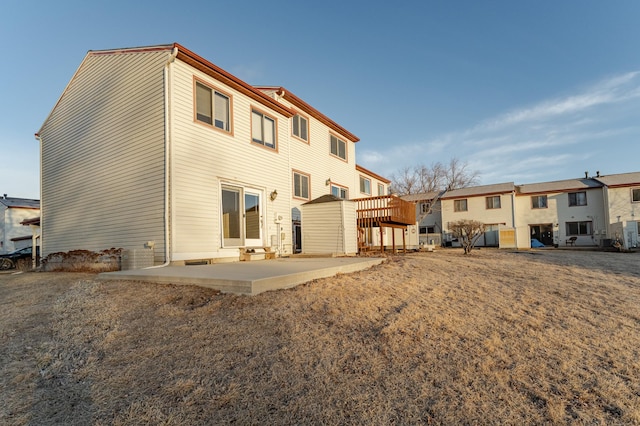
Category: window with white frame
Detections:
[
  {"x1": 532, "y1": 195, "x2": 547, "y2": 209},
  {"x1": 568, "y1": 191, "x2": 587, "y2": 206},
  {"x1": 632, "y1": 188, "x2": 640, "y2": 202},
  {"x1": 292, "y1": 114, "x2": 308, "y2": 142},
  {"x1": 454, "y1": 199, "x2": 468, "y2": 212},
  {"x1": 486, "y1": 196, "x2": 501, "y2": 209},
  {"x1": 378, "y1": 183, "x2": 384, "y2": 196},
  {"x1": 195, "y1": 81, "x2": 230, "y2": 132},
  {"x1": 360, "y1": 176, "x2": 371, "y2": 195},
  {"x1": 566, "y1": 221, "x2": 592, "y2": 236},
  {"x1": 331, "y1": 184, "x2": 348, "y2": 199},
  {"x1": 421, "y1": 202, "x2": 431, "y2": 214},
  {"x1": 251, "y1": 109, "x2": 276, "y2": 149},
  {"x1": 293, "y1": 171, "x2": 310, "y2": 200},
  {"x1": 330, "y1": 135, "x2": 346, "y2": 160}
]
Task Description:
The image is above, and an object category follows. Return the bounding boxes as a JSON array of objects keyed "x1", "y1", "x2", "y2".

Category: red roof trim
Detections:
[
  {"x1": 174, "y1": 43, "x2": 295, "y2": 118},
  {"x1": 356, "y1": 164, "x2": 390, "y2": 183},
  {"x1": 256, "y1": 86, "x2": 360, "y2": 143}
]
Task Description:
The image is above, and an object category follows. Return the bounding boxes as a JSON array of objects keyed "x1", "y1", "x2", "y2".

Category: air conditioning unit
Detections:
[{"x1": 121, "y1": 248, "x2": 154, "y2": 270}]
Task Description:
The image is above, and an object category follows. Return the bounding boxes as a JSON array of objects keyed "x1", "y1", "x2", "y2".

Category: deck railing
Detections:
[{"x1": 354, "y1": 195, "x2": 415, "y2": 227}]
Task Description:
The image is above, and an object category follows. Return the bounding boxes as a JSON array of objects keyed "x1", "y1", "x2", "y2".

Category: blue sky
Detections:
[{"x1": 2, "y1": 0, "x2": 639, "y2": 199}]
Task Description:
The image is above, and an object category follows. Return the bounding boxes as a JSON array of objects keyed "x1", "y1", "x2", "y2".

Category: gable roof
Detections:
[
  {"x1": 516, "y1": 178, "x2": 602, "y2": 195},
  {"x1": 0, "y1": 196, "x2": 40, "y2": 209},
  {"x1": 400, "y1": 191, "x2": 442, "y2": 202},
  {"x1": 440, "y1": 182, "x2": 515, "y2": 200},
  {"x1": 593, "y1": 171, "x2": 640, "y2": 188},
  {"x1": 38, "y1": 43, "x2": 297, "y2": 136},
  {"x1": 173, "y1": 44, "x2": 295, "y2": 118},
  {"x1": 256, "y1": 86, "x2": 359, "y2": 143}
]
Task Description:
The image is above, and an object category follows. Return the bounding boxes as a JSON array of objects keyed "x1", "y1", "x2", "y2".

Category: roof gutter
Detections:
[{"x1": 145, "y1": 46, "x2": 178, "y2": 269}]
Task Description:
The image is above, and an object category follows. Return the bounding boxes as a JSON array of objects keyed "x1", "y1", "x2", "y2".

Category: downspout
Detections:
[
  {"x1": 34, "y1": 133, "x2": 43, "y2": 264},
  {"x1": 511, "y1": 190, "x2": 518, "y2": 248},
  {"x1": 279, "y1": 88, "x2": 291, "y2": 258},
  {"x1": 601, "y1": 185, "x2": 610, "y2": 239},
  {"x1": 146, "y1": 46, "x2": 178, "y2": 269}
]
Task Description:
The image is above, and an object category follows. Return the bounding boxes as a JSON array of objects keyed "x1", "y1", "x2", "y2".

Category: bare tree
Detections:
[
  {"x1": 391, "y1": 157, "x2": 479, "y2": 195},
  {"x1": 449, "y1": 219, "x2": 485, "y2": 254},
  {"x1": 443, "y1": 158, "x2": 480, "y2": 191}
]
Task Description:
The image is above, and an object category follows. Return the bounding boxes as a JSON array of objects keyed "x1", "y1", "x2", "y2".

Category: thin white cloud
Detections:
[
  {"x1": 359, "y1": 71, "x2": 640, "y2": 185},
  {"x1": 477, "y1": 71, "x2": 640, "y2": 132}
]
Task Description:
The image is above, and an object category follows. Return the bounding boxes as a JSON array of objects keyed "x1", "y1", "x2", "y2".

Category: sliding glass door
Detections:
[{"x1": 221, "y1": 186, "x2": 263, "y2": 248}]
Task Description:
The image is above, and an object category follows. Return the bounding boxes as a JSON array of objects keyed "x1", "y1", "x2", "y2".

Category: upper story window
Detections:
[
  {"x1": 330, "y1": 135, "x2": 347, "y2": 160},
  {"x1": 251, "y1": 109, "x2": 276, "y2": 150},
  {"x1": 359, "y1": 176, "x2": 371, "y2": 195},
  {"x1": 568, "y1": 191, "x2": 587, "y2": 207},
  {"x1": 292, "y1": 114, "x2": 309, "y2": 142},
  {"x1": 632, "y1": 188, "x2": 640, "y2": 202},
  {"x1": 331, "y1": 184, "x2": 348, "y2": 199},
  {"x1": 486, "y1": 196, "x2": 501, "y2": 209},
  {"x1": 454, "y1": 199, "x2": 468, "y2": 212},
  {"x1": 293, "y1": 171, "x2": 310, "y2": 200},
  {"x1": 532, "y1": 195, "x2": 547, "y2": 209},
  {"x1": 378, "y1": 183, "x2": 385, "y2": 196},
  {"x1": 195, "y1": 81, "x2": 231, "y2": 132},
  {"x1": 420, "y1": 202, "x2": 431, "y2": 214}
]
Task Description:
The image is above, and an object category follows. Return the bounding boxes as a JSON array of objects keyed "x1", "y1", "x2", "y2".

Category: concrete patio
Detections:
[{"x1": 99, "y1": 256, "x2": 386, "y2": 295}]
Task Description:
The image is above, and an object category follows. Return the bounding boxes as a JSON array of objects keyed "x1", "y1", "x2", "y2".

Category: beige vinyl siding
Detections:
[
  {"x1": 169, "y1": 60, "x2": 293, "y2": 258},
  {"x1": 275, "y1": 97, "x2": 357, "y2": 209},
  {"x1": 301, "y1": 200, "x2": 357, "y2": 255},
  {"x1": 39, "y1": 50, "x2": 169, "y2": 262},
  {"x1": 514, "y1": 188, "x2": 605, "y2": 248}
]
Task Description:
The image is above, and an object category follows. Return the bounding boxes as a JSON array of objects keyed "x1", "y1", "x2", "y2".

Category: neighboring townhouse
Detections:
[
  {"x1": 593, "y1": 171, "x2": 640, "y2": 248},
  {"x1": 440, "y1": 183, "x2": 516, "y2": 247},
  {"x1": 36, "y1": 43, "x2": 372, "y2": 265},
  {"x1": 515, "y1": 178, "x2": 605, "y2": 248},
  {"x1": 0, "y1": 195, "x2": 40, "y2": 253},
  {"x1": 401, "y1": 191, "x2": 444, "y2": 246}
]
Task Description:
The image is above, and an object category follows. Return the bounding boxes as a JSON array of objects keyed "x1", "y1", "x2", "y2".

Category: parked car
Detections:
[{"x1": 0, "y1": 246, "x2": 39, "y2": 270}]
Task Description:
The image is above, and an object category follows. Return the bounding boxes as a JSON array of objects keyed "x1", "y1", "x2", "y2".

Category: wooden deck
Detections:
[{"x1": 355, "y1": 195, "x2": 416, "y2": 253}]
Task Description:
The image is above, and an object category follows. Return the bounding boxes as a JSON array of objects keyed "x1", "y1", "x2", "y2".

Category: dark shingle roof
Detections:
[
  {"x1": 593, "y1": 172, "x2": 640, "y2": 187},
  {"x1": 516, "y1": 178, "x2": 602, "y2": 195},
  {"x1": 0, "y1": 197, "x2": 40, "y2": 209}
]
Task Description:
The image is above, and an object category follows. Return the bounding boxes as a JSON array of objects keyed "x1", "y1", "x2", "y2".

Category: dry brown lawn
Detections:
[{"x1": 1, "y1": 249, "x2": 640, "y2": 425}]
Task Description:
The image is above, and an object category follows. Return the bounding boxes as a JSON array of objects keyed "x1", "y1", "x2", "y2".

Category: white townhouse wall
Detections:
[
  {"x1": 255, "y1": 88, "x2": 359, "y2": 206},
  {"x1": 0, "y1": 196, "x2": 40, "y2": 254},
  {"x1": 37, "y1": 44, "x2": 366, "y2": 264},
  {"x1": 168, "y1": 60, "x2": 296, "y2": 261},
  {"x1": 255, "y1": 87, "x2": 360, "y2": 253},
  {"x1": 594, "y1": 172, "x2": 640, "y2": 248},
  {"x1": 440, "y1": 183, "x2": 515, "y2": 247},
  {"x1": 355, "y1": 165, "x2": 390, "y2": 198},
  {"x1": 37, "y1": 47, "x2": 170, "y2": 262},
  {"x1": 401, "y1": 191, "x2": 443, "y2": 246},
  {"x1": 514, "y1": 178, "x2": 605, "y2": 248}
]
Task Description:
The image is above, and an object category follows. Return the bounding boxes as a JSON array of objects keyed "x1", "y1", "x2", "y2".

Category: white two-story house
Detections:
[
  {"x1": 515, "y1": 178, "x2": 605, "y2": 248},
  {"x1": 594, "y1": 171, "x2": 640, "y2": 248},
  {"x1": 440, "y1": 183, "x2": 516, "y2": 247},
  {"x1": 36, "y1": 43, "x2": 370, "y2": 264},
  {"x1": 0, "y1": 195, "x2": 40, "y2": 253}
]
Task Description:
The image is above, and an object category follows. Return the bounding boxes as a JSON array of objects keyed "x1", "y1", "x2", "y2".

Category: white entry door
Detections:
[
  {"x1": 221, "y1": 185, "x2": 263, "y2": 248},
  {"x1": 244, "y1": 190, "x2": 263, "y2": 247}
]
